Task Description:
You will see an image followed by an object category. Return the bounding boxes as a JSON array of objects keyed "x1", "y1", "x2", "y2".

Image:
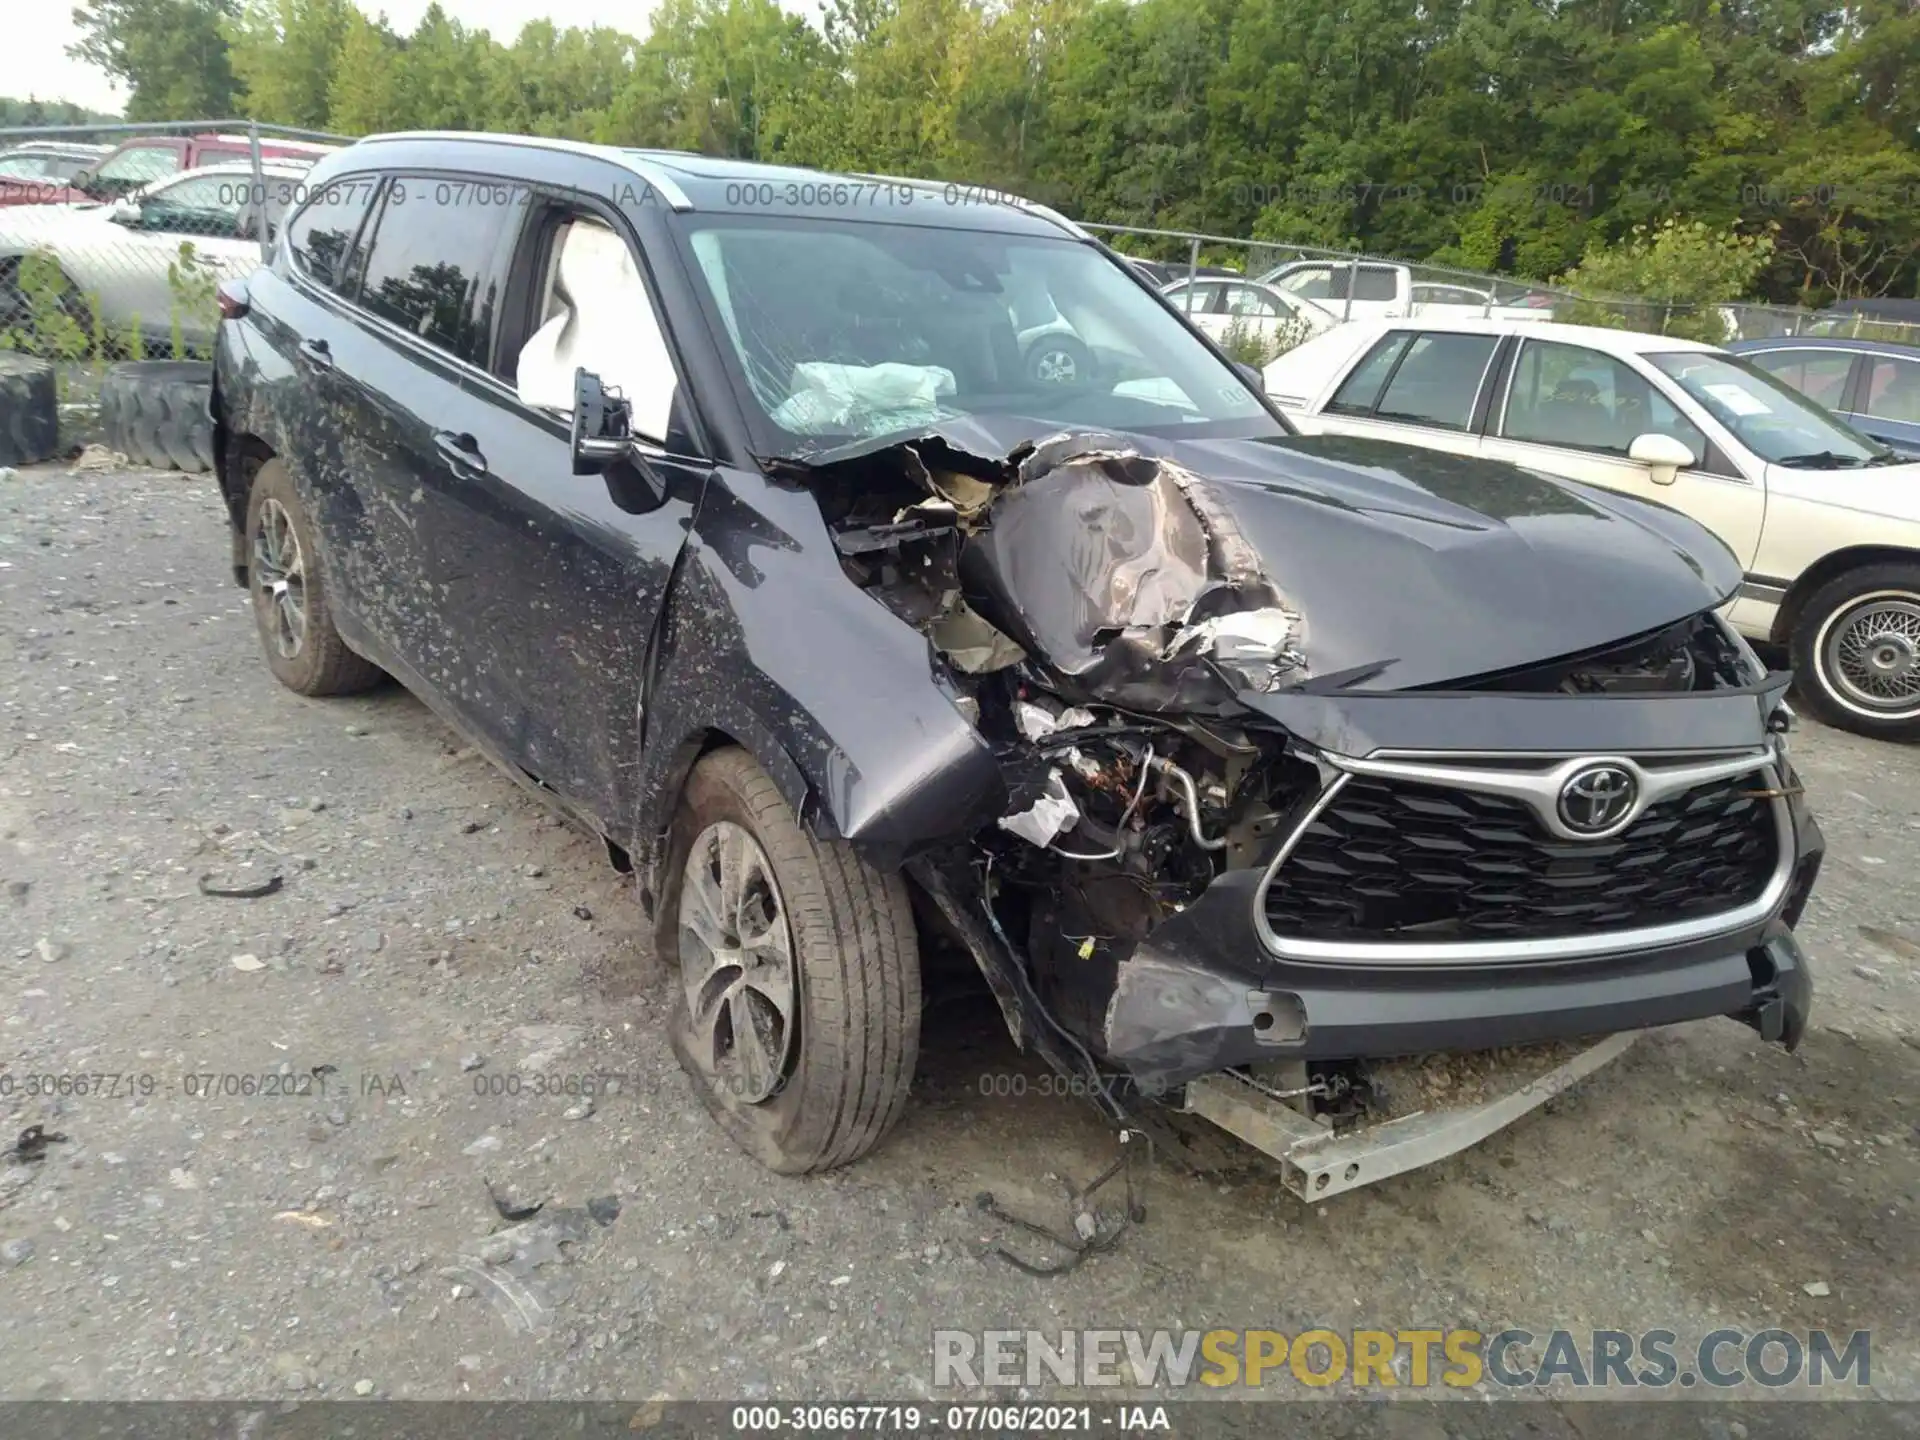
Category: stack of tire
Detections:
[
  {"x1": 99, "y1": 360, "x2": 215, "y2": 473},
  {"x1": 0, "y1": 354, "x2": 58, "y2": 468}
]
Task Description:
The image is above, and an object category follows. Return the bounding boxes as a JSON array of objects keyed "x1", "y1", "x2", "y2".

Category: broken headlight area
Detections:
[
  {"x1": 808, "y1": 427, "x2": 1329, "y2": 1103},
  {"x1": 1452, "y1": 609, "x2": 1765, "y2": 695}
]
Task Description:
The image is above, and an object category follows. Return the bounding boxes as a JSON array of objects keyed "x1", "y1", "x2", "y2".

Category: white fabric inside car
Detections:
[{"x1": 516, "y1": 219, "x2": 677, "y2": 441}]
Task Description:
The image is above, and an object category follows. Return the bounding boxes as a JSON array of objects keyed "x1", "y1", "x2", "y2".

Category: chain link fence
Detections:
[
  {"x1": 1086, "y1": 222, "x2": 1920, "y2": 350},
  {"x1": 4, "y1": 121, "x2": 1914, "y2": 393},
  {"x1": 0, "y1": 121, "x2": 347, "y2": 368}
]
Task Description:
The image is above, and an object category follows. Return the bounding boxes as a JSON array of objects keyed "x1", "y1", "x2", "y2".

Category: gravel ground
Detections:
[{"x1": 1, "y1": 462, "x2": 1917, "y2": 1411}]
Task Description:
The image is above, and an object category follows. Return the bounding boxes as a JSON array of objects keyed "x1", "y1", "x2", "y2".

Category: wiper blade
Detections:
[
  {"x1": 1866, "y1": 450, "x2": 1909, "y2": 467},
  {"x1": 1774, "y1": 451, "x2": 1864, "y2": 469}
]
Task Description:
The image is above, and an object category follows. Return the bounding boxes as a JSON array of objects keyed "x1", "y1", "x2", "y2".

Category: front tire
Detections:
[
  {"x1": 244, "y1": 458, "x2": 384, "y2": 697},
  {"x1": 1791, "y1": 563, "x2": 1920, "y2": 741},
  {"x1": 656, "y1": 747, "x2": 921, "y2": 1173}
]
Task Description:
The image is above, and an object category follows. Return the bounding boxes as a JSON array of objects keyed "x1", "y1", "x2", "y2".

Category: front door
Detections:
[
  {"x1": 1478, "y1": 336, "x2": 1767, "y2": 569},
  {"x1": 397, "y1": 190, "x2": 705, "y2": 834}
]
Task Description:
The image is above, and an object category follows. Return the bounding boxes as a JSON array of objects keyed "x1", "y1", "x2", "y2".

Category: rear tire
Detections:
[
  {"x1": 243, "y1": 458, "x2": 384, "y2": 696},
  {"x1": 655, "y1": 747, "x2": 921, "y2": 1173},
  {"x1": 1791, "y1": 563, "x2": 1920, "y2": 741},
  {"x1": 99, "y1": 361, "x2": 214, "y2": 472}
]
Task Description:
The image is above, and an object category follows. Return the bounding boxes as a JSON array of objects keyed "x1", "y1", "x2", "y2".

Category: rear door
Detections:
[
  {"x1": 306, "y1": 174, "x2": 523, "y2": 698},
  {"x1": 1478, "y1": 336, "x2": 1765, "y2": 567}
]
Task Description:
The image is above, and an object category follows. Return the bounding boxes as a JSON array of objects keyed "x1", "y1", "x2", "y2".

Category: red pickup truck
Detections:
[{"x1": 0, "y1": 133, "x2": 336, "y2": 207}]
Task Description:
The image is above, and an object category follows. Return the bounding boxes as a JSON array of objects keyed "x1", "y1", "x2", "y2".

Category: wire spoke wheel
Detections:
[
  {"x1": 1820, "y1": 592, "x2": 1920, "y2": 716},
  {"x1": 251, "y1": 497, "x2": 308, "y2": 660},
  {"x1": 677, "y1": 820, "x2": 797, "y2": 1105}
]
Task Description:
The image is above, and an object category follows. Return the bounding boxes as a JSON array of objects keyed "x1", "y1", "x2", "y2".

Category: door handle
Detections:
[
  {"x1": 433, "y1": 430, "x2": 487, "y2": 477},
  {"x1": 296, "y1": 337, "x2": 332, "y2": 371}
]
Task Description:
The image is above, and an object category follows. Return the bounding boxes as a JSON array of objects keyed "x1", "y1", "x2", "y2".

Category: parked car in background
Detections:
[
  {"x1": 1266, "y1": 316, "x2": 1920, "y2": 739},
  {"x1": 1160, "y1": 274, "x2": 1337, "y2": 348},
  {"x1": 1730, "y1": 336, "x2": 1920, "y2": 459},
  {"x1": 1254, "y1": 258, "x2": 1557, "y2": 323},
  {"x1": 5, "y1": 134, "x2": 335, "y2": 207},
  {"x1": 210, "y1": 133, "x2": 1818, "y2": 1188},
  {"x1": 1804, "y1": 297, "x2": 1920, "y2": 338},
  {"x1": 0, "y1": 142, "x2": 110, "y2": 205},
  {"x1": 0, "y1": 162, "x2": 309, "y2": 351},
  {"x1": 1124, "y1": 257, "x2": 1242, "y2": 287}
]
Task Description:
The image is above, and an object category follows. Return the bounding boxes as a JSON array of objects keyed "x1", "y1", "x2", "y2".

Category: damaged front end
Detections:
[{"x1": 789, "y1": 424, "x2": 1822, "y2": 1192}]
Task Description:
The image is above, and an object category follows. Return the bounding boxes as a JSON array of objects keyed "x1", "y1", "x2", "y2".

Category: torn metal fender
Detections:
[{"x1": 629, "y1": 466, "x2": 1007, "y2": 868}]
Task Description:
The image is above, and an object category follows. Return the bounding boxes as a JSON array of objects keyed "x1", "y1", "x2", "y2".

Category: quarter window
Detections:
[
  {"x1": 1502, "y1": 340, "x2": 1707, "y2": 461},
  {"x1": 1373, "y1": 332, "x2": 1499, "y2": 430},
  {"x1": 1747, "y1": 349, "x2": 1854, "y2": 411},
  {"x1": 356, "y1": 177, "x2": 517, "y2": 366},
  {"x1": 287, "y1": 178, "x2": 379, "y2": 294}
]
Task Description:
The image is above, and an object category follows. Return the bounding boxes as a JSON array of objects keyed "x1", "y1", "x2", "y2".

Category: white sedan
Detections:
[
  {"x1": 1162, "y1": 276, "x2": 1337, "y2": 353},
  {"x1": 1265, "y1": 315, "x2": 1920, "y2": 740},
  {"x1": 0, "y1": 162, "x2": 310, "y2": 352}
]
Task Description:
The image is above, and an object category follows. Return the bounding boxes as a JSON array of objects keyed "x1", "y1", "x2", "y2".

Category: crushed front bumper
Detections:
[{"x1": 1097, "y1": 682, "x2": 1824, "y2": 1096}]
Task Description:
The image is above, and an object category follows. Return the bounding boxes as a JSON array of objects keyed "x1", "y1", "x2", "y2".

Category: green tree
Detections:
[
  {"x1": 1559, "y1": 219, "x2": 1778, "y2": 342},
  {"x1": 68, "y1": 0, "x2": 237, "y2": 120},
  {"x1": 225, "y1": 0, "x2": 352, "y2": 128}
]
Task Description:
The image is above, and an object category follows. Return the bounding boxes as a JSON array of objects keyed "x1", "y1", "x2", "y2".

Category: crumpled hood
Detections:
[
  {"x1": 789, "y1": 416, "x2": 1745, "y2": 694},
  {"x1": 1136, "y1": 430, "x2": 1743, "y2": 690}
]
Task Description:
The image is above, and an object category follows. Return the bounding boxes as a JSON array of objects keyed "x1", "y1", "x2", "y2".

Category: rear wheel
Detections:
[
  {"x1": 656, "y1": 747, "x2": 921, "y2": 1173},
  {"x1": 1026, "y1": 333, "x2": 1091, "y2": 387},
  {"x1": 244, "y1": 458, "x2": 384, "y2": 696},
  {"x1": 1792, "y1": 563, "x2": 1920, "y2": 741}
]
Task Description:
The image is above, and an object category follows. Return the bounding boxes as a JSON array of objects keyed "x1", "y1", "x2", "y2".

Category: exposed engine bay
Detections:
[{"x1": 788, "y1": 427, "x2": 1785, "y2": 1133}]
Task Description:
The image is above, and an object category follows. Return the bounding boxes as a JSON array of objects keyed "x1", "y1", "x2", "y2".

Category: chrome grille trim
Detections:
[{"x1": 1252, "y1": 750, "x2": 1793, "y2": 967}]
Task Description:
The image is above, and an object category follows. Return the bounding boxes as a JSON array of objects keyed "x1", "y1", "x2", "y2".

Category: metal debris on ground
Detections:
[{"x1": 976, "y1": 1130, "x2": 1148, "y2": 1277}]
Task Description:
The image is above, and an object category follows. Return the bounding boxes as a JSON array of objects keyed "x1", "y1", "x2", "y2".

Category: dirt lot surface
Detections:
[{"x1": 2, "y1": 463, "x2": 1917, "y2": 1417}]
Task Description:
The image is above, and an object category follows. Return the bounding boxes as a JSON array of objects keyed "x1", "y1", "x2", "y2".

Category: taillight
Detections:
[{"x1": 217, "y1": 280, "x2": 250, "y2": 321}]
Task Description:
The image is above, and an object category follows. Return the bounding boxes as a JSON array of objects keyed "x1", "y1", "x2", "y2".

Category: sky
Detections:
[{"x1": 16, "y1": 2, "x2": 669, "y2": 116}]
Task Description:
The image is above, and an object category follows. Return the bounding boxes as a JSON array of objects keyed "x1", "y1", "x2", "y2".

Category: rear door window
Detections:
[
  {"x1": 1747, "y1": 348, "x2": 1855, "y2": 411},
  {"x1": 287, "y1": 177, "x2": 381, "y2": 294},
  {"x1": 354, "y1": 177, "x2": 518, "y2": 366},
  {"x1": 1373, "y1": 332, "x2": 1499, "y2": 429}
]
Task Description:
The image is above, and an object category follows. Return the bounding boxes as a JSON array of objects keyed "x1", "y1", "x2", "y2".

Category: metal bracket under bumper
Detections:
[{"x1": 1182, "y1": 1032, "x2": 1639, "y2": 1202}]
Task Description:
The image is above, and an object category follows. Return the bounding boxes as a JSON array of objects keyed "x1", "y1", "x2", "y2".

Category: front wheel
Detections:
[
  {"x1": 656, "y1": 747, "x2": 921, "y2": 1173},
  {"x1": 1791, "y1": 563, "x2": 1920, "y2": 741}
]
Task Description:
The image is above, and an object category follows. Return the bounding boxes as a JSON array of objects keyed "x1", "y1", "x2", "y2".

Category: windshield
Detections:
[
  {"x1": 680, "y1": 215, "x2": 1280, "y2": 454},
  {"x1": 1648, "y1": 350, "x2": 1897, "y2": 467}
]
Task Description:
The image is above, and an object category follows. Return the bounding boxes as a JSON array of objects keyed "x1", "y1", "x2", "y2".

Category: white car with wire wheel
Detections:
[{"x1": 1265, "y1": 316, "x2": 1920, "y2": 740}]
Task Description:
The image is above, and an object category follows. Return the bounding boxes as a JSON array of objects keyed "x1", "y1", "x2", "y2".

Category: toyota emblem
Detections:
[{"x1": 1557, "y1": 763, "x2": 1638, "y2": 835}]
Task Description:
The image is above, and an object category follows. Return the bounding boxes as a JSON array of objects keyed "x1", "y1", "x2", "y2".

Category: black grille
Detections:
[{"x1": 1262, "y1": 771, "x2": 1779, "y2": 944}]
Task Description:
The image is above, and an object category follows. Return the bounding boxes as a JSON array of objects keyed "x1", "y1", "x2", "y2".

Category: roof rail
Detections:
[
  {"x1": 845, "y1": 170, "x2": 1088, "y2": 239},
  {"x1": 356, "y1": 131, "x2": 692, "y2": 210}
]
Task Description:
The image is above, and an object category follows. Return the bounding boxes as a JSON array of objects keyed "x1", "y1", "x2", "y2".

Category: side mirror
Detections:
[
  {"x1": 107, "y1": 200, "x2": 141, "y2": 228},
  {"x1": 1628, "y1": 432, "x2": 1696, "y2": 486},
  {"x1": 570, "y1": 367, "x2": 668, "y2": 512},
  {"x1": 1233, "y1": 361, "x2": 1263, "y2": 388},
  {"x1": 571, "y1": 367, "x2": 633, "y2": 475}
]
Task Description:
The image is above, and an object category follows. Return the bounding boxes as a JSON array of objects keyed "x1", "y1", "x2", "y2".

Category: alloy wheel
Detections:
[
  {"x1": 676, "y1": 820, "x2": 798, "y2": 1104},
  {"x1": 251, "y1": 497, "x2": 308, "y2": 660}
]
